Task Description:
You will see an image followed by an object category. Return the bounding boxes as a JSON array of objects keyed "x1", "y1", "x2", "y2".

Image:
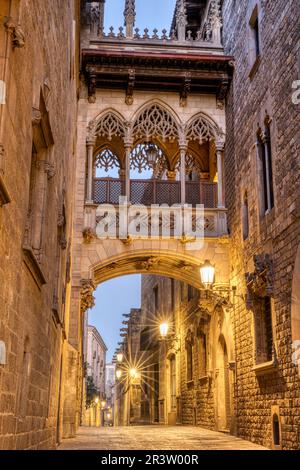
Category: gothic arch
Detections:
[
  {"x1": 87, "y1": 108, "x2": 127, "y2": 142},
  {"x1": 131, "y1": 100, "x2": 181, "y2": 142},
  {"x1": 291, "y1": 243, "x2": 300, "y2": 344},
  {"x1": 185, "y1": 112, "x2": 223, "y2": 143}
]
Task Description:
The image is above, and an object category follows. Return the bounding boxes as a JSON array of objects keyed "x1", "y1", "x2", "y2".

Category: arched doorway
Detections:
[{"x1": 216, "y1": 335, "x2": 231, "y2": 432}]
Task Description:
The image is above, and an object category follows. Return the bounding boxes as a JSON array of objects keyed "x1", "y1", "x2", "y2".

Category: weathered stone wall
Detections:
[
  {"x1": 0, "y1": 0, "x2": 80, "y2": 449},
  {"x1": 140, "y1": 275, "x2": 234, "y2": 431},
  {"x1": 223, "y1": 0, "x2": 300, "y2": 449}
]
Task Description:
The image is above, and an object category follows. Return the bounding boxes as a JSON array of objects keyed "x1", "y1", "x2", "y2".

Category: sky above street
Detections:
[
  {"x1": 89, "y1": 1, "x2": 176, "y2": 363},
  {"x1": 104, "y1": 0, "x2": 176, "y2": 34}
]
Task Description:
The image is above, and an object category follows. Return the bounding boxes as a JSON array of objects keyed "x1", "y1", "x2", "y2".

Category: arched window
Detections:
[{"x1": 95, "y1": 148, "x2": 121, "y2": 178}]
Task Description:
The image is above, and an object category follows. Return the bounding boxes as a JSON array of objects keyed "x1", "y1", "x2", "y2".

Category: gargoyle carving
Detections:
[{"x1": 245, "y1": 254, "x2": 274, "y2": 308}]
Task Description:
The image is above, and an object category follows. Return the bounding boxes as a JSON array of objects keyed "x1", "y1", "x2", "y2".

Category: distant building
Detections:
[
  {"x1": 105, "y1": 363, "x2": 116, "y2": 404},
  {"x1": 86, "y1": 325, "x2": 107, "y2": 396}
]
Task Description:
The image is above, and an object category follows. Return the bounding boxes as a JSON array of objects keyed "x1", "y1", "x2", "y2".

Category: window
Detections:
[
  {"x1": 254, "y1": 296, "x2": 274, "y2": 364},
  {"x1": 249, "y1": 6, "x2": 260, "y2": 65},
  {"x1": 242, "y1": 192, "x2": 249, "y2": 240},
  {"x1": 23, "y1": 92, "x2": 54, "y2": 285},
  {"x1": 257, "y1": 116, "x2": 274, "y2": 214},
  {"x1": 185, "y1": 330, "x2": 194, "y2": 382}
]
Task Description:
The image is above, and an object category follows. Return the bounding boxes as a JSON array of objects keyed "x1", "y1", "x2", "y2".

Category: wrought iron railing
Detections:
[{"x1": 93, "y1": 178, "x2": 218, "y2": 208}]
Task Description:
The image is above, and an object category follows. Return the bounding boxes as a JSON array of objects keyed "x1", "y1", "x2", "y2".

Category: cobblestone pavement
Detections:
[{"x1": 59, "y1": 426, "x2": 267, "y2": 450}]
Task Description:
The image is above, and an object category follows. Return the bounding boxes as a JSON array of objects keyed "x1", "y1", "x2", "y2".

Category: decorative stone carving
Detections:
[
  {"x1": 132, "y1": 104, "x2": 179, "y2": 142},
  {"x1": 130, "y1": 143, "x2": 168, "y2": 175},
  {"x1": 124, "y1": 0, "x2": 136, "y2": 38},
  {"x1": 32, "y1": 108, "x2": 42, "y2": 127},
  {"x1": 45, "y1": 162, "x2": 56, "y2": 180},
  {"x1": 245, "y1": 254, "x2": 274, "y2": 308},
  {"x1": 125, "y1": 69, "x2": 135, "y2": 105},
  {"x1": 95, "y1": 148, "x2": 121, "y2": 172},
  {"x1": 88, "y1": 112, "x2": 126, "y2": 142},
  {"x1": 5, "y1": 18, "x2": 25, "y2": 48},
  {"x1": 176, "y1": 0, "x2": 187, "y2": 42},
  {"x1": 83, "y1": 227, "x2": 97, "y2": 243},
  {"x1": 180, "y1": 73, "x2": 191, "y2": 107},
  {"x1": 137, "y1": 257, "x2": 160, "y2": 271},
  {"x1": 80, "y1": 279, "x2": 96, "y2": 313},
  {"x1": 87, "y1": 68, "x2": 97, "y2": 103},
  {"x1": 185, "y1": 114, "x2": 219, "y2": 143}
]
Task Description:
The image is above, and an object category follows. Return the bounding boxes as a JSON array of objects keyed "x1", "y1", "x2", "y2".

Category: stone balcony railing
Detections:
[{"x1": 84, "y1": 203, "x2": 228, "y2": 239}]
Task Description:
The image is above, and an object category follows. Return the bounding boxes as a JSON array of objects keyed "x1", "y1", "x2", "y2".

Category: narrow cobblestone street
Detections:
[{"x1": 59, "y1": 426, "x2": 267, "y2": 451}]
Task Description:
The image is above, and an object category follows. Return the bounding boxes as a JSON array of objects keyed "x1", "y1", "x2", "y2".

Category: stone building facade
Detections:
[
  {"x1": 114, "y1": 275, "x2": 235, "y2": 432},
  {"x1": 222, "y1": 0, "x2": 300, "y2": 450},
  {"x1": 0, "y1": 0, "x2": 80, "y2": 450},
  {"x1": 86, "y1": 325, "x2": 107, "y2": 395}
]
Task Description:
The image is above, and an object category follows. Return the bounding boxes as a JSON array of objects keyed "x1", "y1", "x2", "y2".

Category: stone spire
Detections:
[
  {"x1": 124, "y1": 0, "x2": 136, "y2": 38},
  {"x1": 207, "y1": 0, "x2": 222, "y2": 45},
  {"x1": 176, "y1": 0, "x2": 187, "y2": 42}
]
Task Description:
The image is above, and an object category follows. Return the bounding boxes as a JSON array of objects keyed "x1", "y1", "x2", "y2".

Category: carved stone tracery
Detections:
[
  {"x1": 130, "y1": 143, "x2": 168, "y2": 175},
  {"x1": 95, "y1": 148, "x2": 121, "y2": 172},
  {"x1": 186, "y1": 114, "x2": 218, "y2": 144},
  {"x1": 132, "y1": 104, "x2": 179, "y2": 142}
]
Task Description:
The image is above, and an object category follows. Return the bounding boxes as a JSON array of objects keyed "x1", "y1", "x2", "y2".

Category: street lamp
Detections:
[
  {"x1": 146, "y1": 144, "x2": 158, "y2": 166},
  {"x1": 94, "y1": 397, "x2": 99, "y2": 405},
  {"x1": 116, "y1": 369, "x2": 122, "y2": 380},
  {"x1": 159, "y1": 322, "x2": 169, "y2": 338},
  {"x1": 101, "y1": 400, "x2": 106, "y2": 409},
  {"x1": 200, "y1": 259, "x2": 215, "y2": 290},
  {"x1": 129, "y1": 368, "x2": 138, "y2": 379},
  {"x1": 117, "y1": 352, "x2": 124, "y2": 363}
]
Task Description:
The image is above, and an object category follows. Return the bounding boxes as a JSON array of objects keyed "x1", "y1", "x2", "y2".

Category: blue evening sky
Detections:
[
  {"x1": 104, "y1": 0, "x2": 176, "y2": 33},
  {"x1": 89, "y1": 1, "x2": 176, "y2": 363}
]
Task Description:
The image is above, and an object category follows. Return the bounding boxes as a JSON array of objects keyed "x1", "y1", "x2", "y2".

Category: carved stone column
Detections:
[
  {"x1": 216, "y1": 141, "x2": 225, "y2": 208},
  {"x1": 124, "y1": 144, "x2": 132, "y2": 202},
  {"x1": 179, "y1": 145, "x2": 187, "y2": 204},
  {"x1": 86, "y1": 139, "x2": 95, "y2": 203}
]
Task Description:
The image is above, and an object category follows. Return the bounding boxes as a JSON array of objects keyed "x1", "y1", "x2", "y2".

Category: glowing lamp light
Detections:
[
  {"x1": 129, "y1": 368, "x2": 138, "y2": 379},
  {"x1": 101, "y1": 400, "x2": 106, "y2": 409},
  {"x1": 159, "y1": 322, "x2": 169, "y2": 338},
  {"x1": 116, "y1": 369, "x2": 122, "y2": 380},
  {"x1": 117, "y1": 352, "x2": 124, "y2": 363},
  {"x1": 200, "y1": 260, "x2": 215, "y2": 290},
  {"x1": 94, "y1": 397, "x2": 99, "y2": 405},
  {"x1": 106, "y1": 413, "x2": 112, "y2": 420}
]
